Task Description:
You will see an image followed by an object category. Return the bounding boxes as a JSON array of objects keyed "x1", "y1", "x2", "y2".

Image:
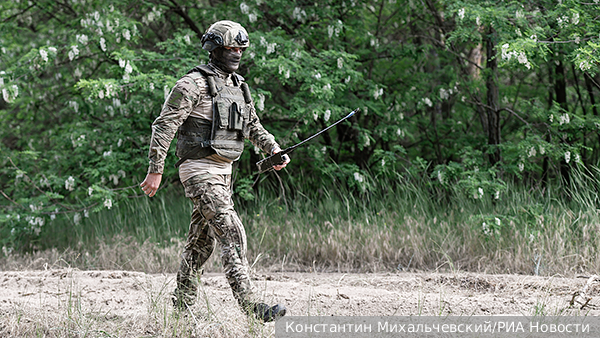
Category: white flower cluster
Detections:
[
  {"x1": 104, "y1": 198, "x2": 113, "y2": 209},
  {"x1": 98, "y1": 81, "x2": 116, "y2": 99},
  {"x1": 353, "y1": 172, "x2": 364, "y2": 183},
  {"x1": 107, "y1": 170, "x2": 126, "y2": 185},
  {"x1": 516, "y1": 10, "x2": 524, "y2": 19},
  {"x1": 422, "y1": 97, "x2": 433, "y2": 107},
  {"x1": 39, "y1": 49, "x2": 48, "y2": 62},
  {"x1": 2, "y1": 84, "x2": 19, "y2": 103},
  {"x1": 278, "y1": 64, "x2": 290, "y2": 79},
  {"x1": 142, "y1": 7, "x2": 162, "y2": 24},
  {"x1": 259, "y1": 36, "x2": 277, "y2": 54},
  {"x1": 240, "y1": 2, "x2": 250, "y2": 14},
  {"x1": 65, "y1": 176, "x2": 75, "y2": 191},
  {"x1": 240, "y1": 2, "x2": 258, "y2": 22},
  {"x1": 439, "y1": 87, "x2": 457, "y2": 100},
  {"x1": 337, "y1": 57, "x2": 344, "y2": 69},
  {"x1": 556, "y1": 14, "x2": 576, "y2": 28},
  {"x1": 482, "y1": 222, "x2": 491, "y2": 235},
  {"x1": 80, "y1": 10, "x2": 134, "y2": 47},
  {"x1": 501, "y1": 44, "x2": 531, "y2": 69},
  {"x1": 26, "y1": 216, "x2": 45, "y2": 229},
  {"x1": 327, "y1": 23, "x2": 341, "y2": 39},
  {"x1": 257, "y1": 93, "x2": 265, "y2": 111},
  {"x1": 558, "y1": 113, "x2": 570, "y2": 125},
  {"x1": 76, "y1": 34, "x2": 89, "y2": 45},
  {"x1": 324, "y1": 109, "x2": 331, "y2": 122},
  {"x1": 69, "y1": 100, "x2": 79, "y2": 113},
  {"x1": 578, "y1": 55, "x2": 591, "y2": 72},
  {"x1": 122, "y1": 29, "x2": 131, "y2": 41},
  {"x1": 293, "y1": 7, "x2": 307, "y2": 22},
  {"x1": 572, "y1": 12, "x2": 580, "y2": 25},
  {"x1": 373, "y1": 86, "x2": 384, "y2": 100},
  {"x1": 108, "y1": 174, "x2": 119, "y2": 185},
  {"x1": 118, "y1": 59, "x2": 133, "y2": 81},
  {"x1": 473, "y1": 187, "x2": 484, "y2": 199},
  {"x1": 564, "y1": 151, "x2": 571, "y2": 163},
  {"x1": 68, "y1": 45, "x2": 79, "y2": 61},
  {"x1": 164, "y1": 85, "x2": 170, "y2": 101},
  {"x1": 71, "y1": 134, "x2": 86, "y2": 148},
  {"x1": 458, "y1": 8, "x2": 465, "y2": 20}
]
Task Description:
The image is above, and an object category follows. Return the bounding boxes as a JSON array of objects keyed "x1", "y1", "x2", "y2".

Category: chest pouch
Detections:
[
  {"x1": 214, "y1": 92, "x2": 248, "y2": 132},
  {"x1": 229, "y1": 102, "x2": 244, "y2": 131}
]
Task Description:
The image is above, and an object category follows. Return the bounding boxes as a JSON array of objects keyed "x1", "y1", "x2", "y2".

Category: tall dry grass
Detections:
[{"x1": 2, "y1": 167, "x2": 600, "y2": 277}]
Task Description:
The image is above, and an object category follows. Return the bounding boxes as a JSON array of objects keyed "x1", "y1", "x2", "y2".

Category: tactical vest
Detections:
[{"x1": 175, "y1": 65, "x2": 253, "y2": 166}]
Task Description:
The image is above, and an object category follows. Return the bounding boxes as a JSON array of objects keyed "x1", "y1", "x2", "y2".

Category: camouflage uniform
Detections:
[{"x1": 147, "y1": 63, "x2": 280, "y2": 313}]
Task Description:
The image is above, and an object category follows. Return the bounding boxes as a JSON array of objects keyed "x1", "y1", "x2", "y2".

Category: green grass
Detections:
[{"x1": 2, "y1": 167, "x2": 600, "y2": 276}]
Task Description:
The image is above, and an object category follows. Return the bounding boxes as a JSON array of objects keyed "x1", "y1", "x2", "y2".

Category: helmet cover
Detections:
[{"x1": 201, "y1": 20, "x2": 249, "y2": 52}]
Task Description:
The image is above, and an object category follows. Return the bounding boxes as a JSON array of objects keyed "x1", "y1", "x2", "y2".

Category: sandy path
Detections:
[{"x1": 0, "y1": 270, "x2": 598, "y2": 337}]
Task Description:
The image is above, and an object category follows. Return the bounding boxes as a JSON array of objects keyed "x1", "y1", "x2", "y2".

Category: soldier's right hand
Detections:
[{"x1": 140, "y1": 173, "x2": 162, "y2": 197}]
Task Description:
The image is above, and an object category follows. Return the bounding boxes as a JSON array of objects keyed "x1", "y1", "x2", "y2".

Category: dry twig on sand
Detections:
[{"x1": 571, "y1": 275, "x2": 598, "y2": 310}]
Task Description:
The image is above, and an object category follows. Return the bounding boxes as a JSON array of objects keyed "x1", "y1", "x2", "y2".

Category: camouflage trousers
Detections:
[{"x1": 174, "y1": 173, "x2": 255, "y2": 312}]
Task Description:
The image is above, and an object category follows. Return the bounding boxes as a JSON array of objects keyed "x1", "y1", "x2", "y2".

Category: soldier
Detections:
[{"x1": 139, "y1": 20, "x2": 289, "y2": 322}]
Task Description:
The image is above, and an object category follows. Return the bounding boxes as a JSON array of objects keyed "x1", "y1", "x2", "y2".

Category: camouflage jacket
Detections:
[{"x1": 147, "y1": 63, "x2": 279, "y2": 174}]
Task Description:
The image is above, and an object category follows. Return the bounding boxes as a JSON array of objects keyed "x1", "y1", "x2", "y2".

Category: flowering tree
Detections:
[{"x1": 1, "y1": 0, "x2": 599, "y2": 251}]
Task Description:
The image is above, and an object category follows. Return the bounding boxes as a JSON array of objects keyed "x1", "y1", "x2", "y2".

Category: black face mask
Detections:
[{"x1": 211, "y1": 47, "x2": 242, "y2": 74}]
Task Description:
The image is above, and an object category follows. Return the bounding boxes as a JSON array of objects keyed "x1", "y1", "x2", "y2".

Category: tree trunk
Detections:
[
  {"x1": 485, "y1": 27, "x2": 500, "y2": 166},
  {"x1": 554, "y1": 58, "x2": 570, "y2": 186},
  {"x1": 584, "y1": 73, "x2": 599, "y2": 163},
  {"x1": 542, "y1": 65, "x2": 554, "y2": 188}
]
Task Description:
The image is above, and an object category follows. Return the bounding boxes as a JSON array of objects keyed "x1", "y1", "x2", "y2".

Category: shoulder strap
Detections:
[
  {"x1": 187, "y1": 64, "x2": 217, "y2": 77},
  {"x1": 184, "y1": 65, "x2": 217, "y2": 98}
]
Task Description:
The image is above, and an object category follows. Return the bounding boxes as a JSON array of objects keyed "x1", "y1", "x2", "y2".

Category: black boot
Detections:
[
  {"x1": 171, "y1": 289, "x2": 194, "y2": 312},
  {"x1": 252, "y1": 303, "x2": 287, "y2": 322}
]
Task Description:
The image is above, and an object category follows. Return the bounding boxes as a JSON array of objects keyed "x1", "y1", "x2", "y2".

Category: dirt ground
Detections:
[{"x1": 1, "y1": 269, "x2": 599, "y2": 337}]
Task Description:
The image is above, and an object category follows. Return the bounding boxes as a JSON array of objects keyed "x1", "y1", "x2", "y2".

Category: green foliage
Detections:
[{"x1": 1, "y1": 0, "x2": 600, "y2": 254}]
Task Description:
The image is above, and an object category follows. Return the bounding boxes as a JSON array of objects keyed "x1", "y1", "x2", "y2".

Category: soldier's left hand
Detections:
[{"x1": 272, "y1": 147, "x2": 290, "y2": 171}]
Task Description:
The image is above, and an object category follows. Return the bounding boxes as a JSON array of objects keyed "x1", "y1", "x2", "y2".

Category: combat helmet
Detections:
[{"x1": 201, "y1": 20, "x2": 249, "y2": 52}]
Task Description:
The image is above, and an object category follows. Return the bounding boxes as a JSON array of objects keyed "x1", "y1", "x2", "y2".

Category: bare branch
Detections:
[{"x1": 2, "y1": 3, "x2": 35, "y2": 23}]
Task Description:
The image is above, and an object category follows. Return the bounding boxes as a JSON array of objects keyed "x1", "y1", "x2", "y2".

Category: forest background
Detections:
[{"x1": 1, "y1": 0, "x2": 600, "y2": 276}]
